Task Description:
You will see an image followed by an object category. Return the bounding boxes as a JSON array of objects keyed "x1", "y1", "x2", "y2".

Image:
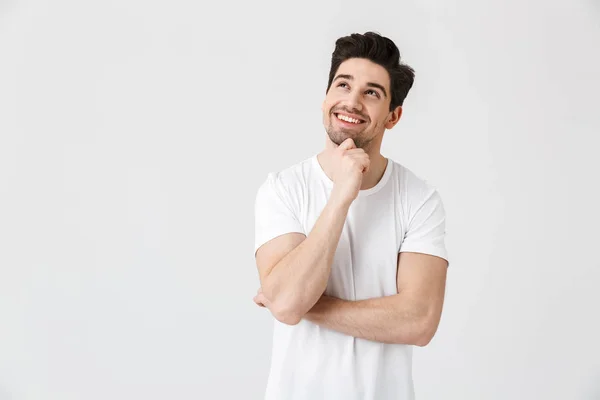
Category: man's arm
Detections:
[
  {"x1": 254, "y1": 139, "x2": 369, "y2": 326},
  {"x1": 255, "y1": 195, "x2": 351, "y2": 326},
  {"x1": 304, "y1": 252, "x2": 448, "y2": 346}
]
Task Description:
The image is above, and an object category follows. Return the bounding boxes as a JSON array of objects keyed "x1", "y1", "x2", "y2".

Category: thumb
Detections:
[{"x1": 338, "y1": 138, "x2": 356, "y2": 151}]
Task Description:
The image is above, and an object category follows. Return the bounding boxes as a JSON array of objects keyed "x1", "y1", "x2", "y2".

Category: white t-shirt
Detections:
[{"x1": 254, "y1": 154, "x2": 449, "y2": 400}]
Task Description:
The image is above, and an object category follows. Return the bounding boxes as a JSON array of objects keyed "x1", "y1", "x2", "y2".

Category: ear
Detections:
[{"x1": 385, "y1": 106, "x2": 403, "y2": 129}]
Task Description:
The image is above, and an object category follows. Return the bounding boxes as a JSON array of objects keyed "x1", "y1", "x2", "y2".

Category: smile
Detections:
[{"x1": 335, "y1": 113, "x2": 366, "y2": 124}]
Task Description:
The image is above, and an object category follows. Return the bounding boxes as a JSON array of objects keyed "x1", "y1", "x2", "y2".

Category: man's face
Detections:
[{"x1": 322, "y1": 58, "x2": 399, "y2": 149}]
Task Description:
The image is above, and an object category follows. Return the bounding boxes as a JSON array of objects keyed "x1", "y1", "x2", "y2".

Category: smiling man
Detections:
[{"x1": 253, "y1": 32, "x2": 449, "y2": 400}]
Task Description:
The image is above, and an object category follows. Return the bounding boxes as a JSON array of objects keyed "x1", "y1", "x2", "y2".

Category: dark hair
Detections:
[{"x1": 326, "y1": 31, "x2": 415, "y2": 111}]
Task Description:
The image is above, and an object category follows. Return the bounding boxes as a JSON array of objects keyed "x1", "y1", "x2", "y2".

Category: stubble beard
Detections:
[{"x1": 325, "y1": 121, "x2": 373, "y2": 150}]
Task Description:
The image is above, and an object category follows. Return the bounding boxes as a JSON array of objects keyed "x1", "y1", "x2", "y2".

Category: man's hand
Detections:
[{"x1": 329, "y1": 138, "x2": 370, "y2": 207}]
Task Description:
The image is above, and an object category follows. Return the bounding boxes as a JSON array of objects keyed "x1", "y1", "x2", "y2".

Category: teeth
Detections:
[{"x1": 337, "y1": 114, "x2": 361, "y2": 124}]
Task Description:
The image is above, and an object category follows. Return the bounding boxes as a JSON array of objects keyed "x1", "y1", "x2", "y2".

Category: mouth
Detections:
[{"x1": 334, "y1": 112, "x2": 367, "y2": 125}]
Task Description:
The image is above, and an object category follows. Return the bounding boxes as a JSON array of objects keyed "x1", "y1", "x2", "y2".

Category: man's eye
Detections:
[
  {"x1": 366, "y1": 90, "x2": 379, "y2": 98},
  {"x1": 338, "y1": 82, "x2": 349, "y2": 88}
]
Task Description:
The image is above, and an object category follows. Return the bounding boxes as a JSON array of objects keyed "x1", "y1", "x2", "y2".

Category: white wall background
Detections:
[{"x1": 1, "y1": 0, "x2": 599, "y2": 399}]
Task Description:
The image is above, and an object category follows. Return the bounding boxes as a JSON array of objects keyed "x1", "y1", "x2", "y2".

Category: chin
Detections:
[
  {"x1": 327, "y1": 131, "x2": 349, "y2": 146},
  {"x1": 328, "y1": 131, "x2": 364, "y2": 148}
]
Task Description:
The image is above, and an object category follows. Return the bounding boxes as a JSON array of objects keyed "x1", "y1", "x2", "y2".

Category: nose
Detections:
[{"x1": 341, "y1": 90, "x2": 363, "y2": 113}]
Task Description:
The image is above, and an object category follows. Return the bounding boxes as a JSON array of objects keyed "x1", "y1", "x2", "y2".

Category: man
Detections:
[{"x1": 253, "y1": 31, "x2": 449, "y2": 400}]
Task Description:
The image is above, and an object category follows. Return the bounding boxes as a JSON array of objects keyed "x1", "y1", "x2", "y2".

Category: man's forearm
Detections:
[
  {"x1": 262, "y1": 195, "x2": 351, "y2": 324},
  {"x1": 304, "y1": 294, "x2": 434, "y2": 346}
]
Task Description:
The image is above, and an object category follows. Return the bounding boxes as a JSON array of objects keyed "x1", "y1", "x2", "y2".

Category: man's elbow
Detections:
[
  {"x1": 271, "y1": 302, "x2": 303, "y2": 325},
  {"x1": 392, "y1": 308, "x2": 440, "y2": 346},
  {"x1": 260, "y1": 283, "x2": 303, "y2": 325},
  {"x1": 413, "y1": 319, "x2": 440, "y2": 347},
  {"x1": 264, "y1": 293, "x2": 304, "y2": 325},
  {"x1": 413, "y1": 331, "x2": 434, "y2": 347}
]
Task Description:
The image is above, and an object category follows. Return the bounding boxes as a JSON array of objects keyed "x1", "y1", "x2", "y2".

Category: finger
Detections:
[
  {"x1": 337, "y1": 138, "x2": 356, "y2": 151},
  {"x1": 353, "y1": 156, "x2": 370, "y2": 172},
  {"x1": 347, "y1": 154, "x2": 371, "y2": 168},
  {"x1": 344, "y1": 148, "x2": 367, "y2": 156},
  {"x1": 345, "y1": 152, "x2": 369, "y2": 160}
]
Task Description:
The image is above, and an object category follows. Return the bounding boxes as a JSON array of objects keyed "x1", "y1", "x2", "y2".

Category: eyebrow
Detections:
[{"x1": 333, "y1": 74, "x2": 388, "y2": 98}]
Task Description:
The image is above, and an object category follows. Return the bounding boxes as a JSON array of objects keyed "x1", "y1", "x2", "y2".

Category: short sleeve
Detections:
[
  {"x1": 254, "y1": 173, "x2": 305, "y2": 255},
  {"x1": 400, "y1": 188, "x2": 449, "y2": 264}
]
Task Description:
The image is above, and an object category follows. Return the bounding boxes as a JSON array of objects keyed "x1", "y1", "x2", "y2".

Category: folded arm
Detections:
[
  {"x1": 304, "y1": 252, "x2": 448, "y2": 346},
  {"x1": 255, "y1": 194, "x2": 352, "y2": 325}
]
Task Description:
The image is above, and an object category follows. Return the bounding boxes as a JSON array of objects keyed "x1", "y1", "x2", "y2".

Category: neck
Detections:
[{"x1": 318, "y1": 138, "x2": 388, "y2": 191}]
